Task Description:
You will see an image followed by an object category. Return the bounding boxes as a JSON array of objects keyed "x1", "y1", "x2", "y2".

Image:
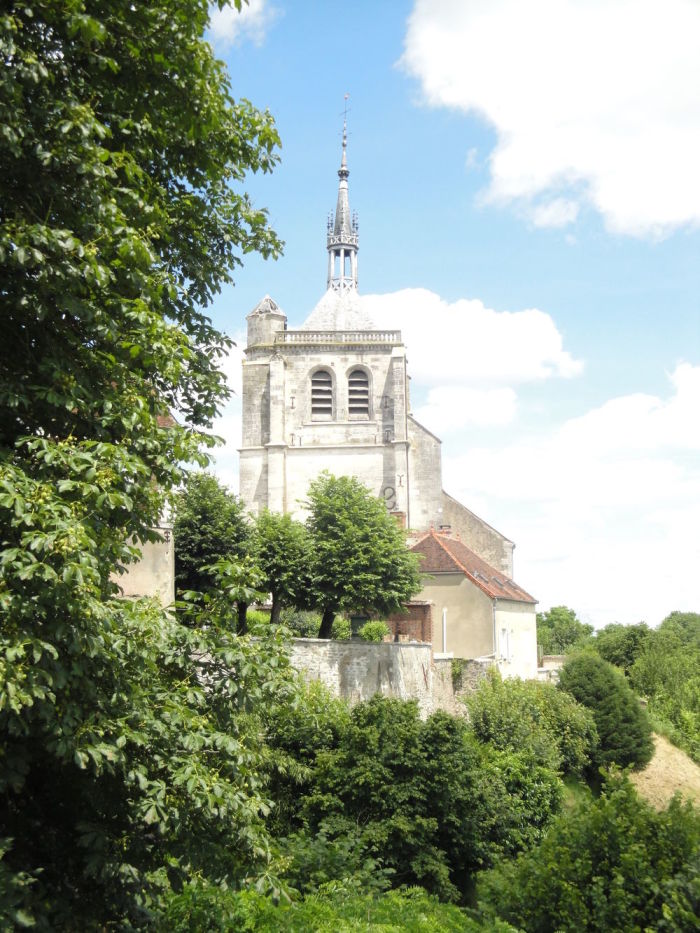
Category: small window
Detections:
[
  {"x1": 348, "y1": 369, "x2": 369, "y2": 419},
  {"x1": 311, "y1": 369, "x2": 333, "y2": 420}
]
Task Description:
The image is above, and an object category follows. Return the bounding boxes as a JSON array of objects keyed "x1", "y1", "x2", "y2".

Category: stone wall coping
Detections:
[{"x1": 291, "y1": 637, "x2": 432, "y2": 649}]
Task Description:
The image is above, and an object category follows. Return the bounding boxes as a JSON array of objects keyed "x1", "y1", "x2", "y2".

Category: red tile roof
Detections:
[{"x1": 411, "y1": 531, "x2": 536, "y2": 604}]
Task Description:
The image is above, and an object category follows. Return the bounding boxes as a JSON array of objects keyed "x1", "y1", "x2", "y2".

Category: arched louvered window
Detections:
[
  {"x1": 348, "y1": 368, "x2": 369, "y2": 419},
  {"x1": 311, "y1": 369, "x2": 333, "y2": 420}
]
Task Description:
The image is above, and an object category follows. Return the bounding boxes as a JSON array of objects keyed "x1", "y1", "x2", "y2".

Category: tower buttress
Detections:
[{"x1": 326, "y1": 113, "x2": 359, "y2": 292}]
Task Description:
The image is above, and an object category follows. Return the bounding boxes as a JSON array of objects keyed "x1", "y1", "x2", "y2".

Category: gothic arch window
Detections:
[
  {"x1": 348, "y1": 368, "x2": 370, "y2": 419},
  {"x1": 311, "y1": 369, "x2": 333, "y2": 421}
]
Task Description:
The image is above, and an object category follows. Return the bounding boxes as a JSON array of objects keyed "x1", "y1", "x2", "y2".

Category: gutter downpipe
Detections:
[{"x1": 492, "y1": 598, "x2": 498, "y2": 661}]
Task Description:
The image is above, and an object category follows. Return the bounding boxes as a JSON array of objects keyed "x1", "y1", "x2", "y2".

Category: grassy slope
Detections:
[{"x1": 629, "y1": 733, "x2": 700, "y2": 809}]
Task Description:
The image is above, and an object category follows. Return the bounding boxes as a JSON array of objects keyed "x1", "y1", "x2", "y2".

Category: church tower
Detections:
[{"x1": 239, "y1": 119, "x2": 515, "y2": 576}]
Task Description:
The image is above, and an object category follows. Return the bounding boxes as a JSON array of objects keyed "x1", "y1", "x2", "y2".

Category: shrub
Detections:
[
  {"x1": 628, "y1": 612, "x2": 700, "y2": 763},
  {"x1": 358, "y1": 620, "x2": 391, "y2": 642},
  {"x1": 287, "y1": 697, "x2": 562, "y2": 901},
  {"x1": 558, "y1": 652, "x2": 654, "y2": 771},
  {"x1": 330, "y1": 617, "x2": 352, "y2": 640},
  {"x1": 281, "y1": 608, "x2": 323, "y2": 638},
  {"x1": 477, "y1": 775, "x2": 700, "y2": 932},
  {"x1": 246, "y1": 608, "x2": 271, "y2": 628},
  {"x1": 159, "y1": 884, "x2": 505, "y2": 932},
  {"x1": 466, "y1": 670, "x2": 598, "y2": 775}
]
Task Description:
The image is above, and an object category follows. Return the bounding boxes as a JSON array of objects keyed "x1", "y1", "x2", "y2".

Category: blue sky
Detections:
[{"x1": 205, "y1": 0, "x2": 700, "y2": 628}]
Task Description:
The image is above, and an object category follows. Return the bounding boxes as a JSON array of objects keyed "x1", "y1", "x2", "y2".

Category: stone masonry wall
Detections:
[{"x1": 288, "y1": 639, "x2": 494, "y2": 718}]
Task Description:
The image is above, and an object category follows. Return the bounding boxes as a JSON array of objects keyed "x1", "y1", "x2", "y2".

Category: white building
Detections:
[{"x1": 240, "y1": 121, "x2": 538, "y2": 675}]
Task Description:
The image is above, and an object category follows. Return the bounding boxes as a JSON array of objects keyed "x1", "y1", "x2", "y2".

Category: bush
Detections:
[
  {"x1": 629, "y1": 613, "x2": 700, "y2": 763},
  {"x1": 330, "y1": 617, "x2": 352, "y2": 640},
  {"x1": 246, "y1": 608, "x2": 271, "y2": 628},
  {"x1": 280, "y1": 608, "x2": 323, "y2": 638},
  {"x1": 280, "y1": 696, "x2": 562, "y2": 901},
  {"x1": 466, "y1": 670, "x2": 598, "y2": 775},
  {"x1": 477, "y1": 775, "x2": 700, "y2": 932},
  {"x1": 558, "y1": 652, "x2": 654, "y2": 771},
  {"x1": 159, "y1": 884, "x2": 506, "y2": 932},
  {"x1": 358, "y1": 620, "x2": 391, "y2": 642}
]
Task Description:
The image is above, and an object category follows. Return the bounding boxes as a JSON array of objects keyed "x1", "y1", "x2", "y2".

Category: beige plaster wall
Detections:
[
  {"x1": 115, "y1": 529, "x2": 175, "y2": 604},
  {"x1": 494, "y1": 601, "x2": 538, "y2": 680},
  {"x1": 417, "y1": 573, "x2": 494, "y2": 659}
]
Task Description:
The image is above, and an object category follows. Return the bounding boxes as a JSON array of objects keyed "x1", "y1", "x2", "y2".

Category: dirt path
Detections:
[{"x1": 629, "y1": 734, "x2": 700, "y2": 809}]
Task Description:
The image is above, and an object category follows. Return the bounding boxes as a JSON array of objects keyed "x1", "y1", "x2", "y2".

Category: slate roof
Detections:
[
  {"x1": 412, "y1": 531, "x2": 536, "y2": 604},
  {"x1": 249, "y1": 294, "x2": 285, "y2": 317},
  {"x1": 300, "y1": 287, "x2": 375, "y2": 331}
]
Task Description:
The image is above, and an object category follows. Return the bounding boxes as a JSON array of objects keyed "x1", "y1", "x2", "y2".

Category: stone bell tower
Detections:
[{"x1": 238, "y1": 116, "x2": 514, "y2": 575}]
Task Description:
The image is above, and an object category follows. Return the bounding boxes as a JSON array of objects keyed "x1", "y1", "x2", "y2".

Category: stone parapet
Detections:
[{"x1": 276, "y1": 330, "x2": 401, "y2": 346}]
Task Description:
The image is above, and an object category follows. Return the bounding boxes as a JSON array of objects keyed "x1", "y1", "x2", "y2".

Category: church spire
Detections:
[{"x1": 326, "y1": 101, "x2": 359, "y2": 292}]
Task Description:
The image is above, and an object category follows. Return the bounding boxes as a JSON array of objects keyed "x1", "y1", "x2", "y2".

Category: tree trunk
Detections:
[
  {"x1": 270, "y1": 597, "x2": 281, "y2": 626},
  {"x1": 318, "y1": 607, "x2": 335, "y2": 639},
  {"x1": 237, "y1": 601, "x2": 248, "y2": 635}
]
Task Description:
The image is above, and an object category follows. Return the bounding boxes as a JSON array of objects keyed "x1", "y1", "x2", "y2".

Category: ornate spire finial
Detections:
[
  {"x1": 326, "y1": 95, "x2": 358, "y2": 292},
  {"x1": 339, "y1": 93, "x2": 349, "y2": 177}
]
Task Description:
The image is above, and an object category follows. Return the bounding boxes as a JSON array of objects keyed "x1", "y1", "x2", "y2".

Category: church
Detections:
[{"x1": 240, "y1": 122, "x2": 539, "y2": 678}]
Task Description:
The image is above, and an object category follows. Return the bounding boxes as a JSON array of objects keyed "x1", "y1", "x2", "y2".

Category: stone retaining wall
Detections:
[{"x1": 289, "y1": 639, "x2": 494, "y2": 717}]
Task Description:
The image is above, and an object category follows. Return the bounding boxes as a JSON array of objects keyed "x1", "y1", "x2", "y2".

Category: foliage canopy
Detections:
[
  {"x1": 466, "y1": 670, "x2": 598, "y2": 776},
  {"x1": 558, "y1": 652, "x2": 654, "y2": 771},
  {"x1": 305, "y1": 473, "x2": 422, "y2": 638},
  {"x1": 0, "y1": 0, "x2": 285, "y2": 925},
  {"x1": 478, "y1": 775, "x2": 700, "y2": 932},
  {"x1": 265, "y1": 693, "x2": 562, "y2": 903},
  {"x1": 173, "y1": 472, "x2": 251, "y2": 595},
  {"x1": 536, "y1": 605, "x2": 593, "y2": 654}
]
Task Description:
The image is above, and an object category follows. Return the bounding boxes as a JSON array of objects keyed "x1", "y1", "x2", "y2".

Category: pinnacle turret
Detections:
[{"x1": 326, "y1": 107, "x2": 358, "y2": 292}]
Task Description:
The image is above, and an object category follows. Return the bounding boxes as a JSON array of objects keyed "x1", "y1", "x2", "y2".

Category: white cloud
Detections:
[
  {"x1": 464, "y1": 147, "x2": 479, "y2": 171},
  {"x1": 402, "y1": 0, "x2": 700, "y2": 237},
  {"x1": 209, "y1": 0, "x2": 277, "y2": 48},
  {"x1": 414, "y1": 386, "x2": 517, "y2": 434},
  {"x1": 531, "y1": 198, "x2": 579, "y2": 229},
  {"x1": 442, "y1": 363, "x2": 700, "y2": 626},
  {"x1": 363, "y1": 288, "x2": 583, "y2": 387}
]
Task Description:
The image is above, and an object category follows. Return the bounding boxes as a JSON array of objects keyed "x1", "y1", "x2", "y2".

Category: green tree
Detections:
[
  {"x1": 558, "y1": 653, "x2": 654, "y2": 771},
  {"x1": 305, "y1": 473, "x2": 422, "y2": 638},
  {"x1": 592, "y1": 621, "x2": 652, "y2": 674},
  {"x1": 630, "y1": 613, "x2": 700, "y2": 762},
  {"x1": 658, "y1": 610, "x2": 700, "y2": 648},
  {"x1": 466, "y1": 670, "x2": 598, "y2": 776},
  {"x1": 478, "y1": 775, "x2": 700, "y2": 932},
  {"x1": 0, "y1": 0, "x2": 285, "y2": 925},
  {"x1": 174, "y1": 472, "x2": 251, "y2": 594},
  {"x1": 267, "y1": 695, "x2": 561, "y2": 902},
  {"x1": 253, "y1": 510, "x2": 312, "y2": 624},
  {"x1": 536, "y1": 605, "x2": 593, "y2": 654}
]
